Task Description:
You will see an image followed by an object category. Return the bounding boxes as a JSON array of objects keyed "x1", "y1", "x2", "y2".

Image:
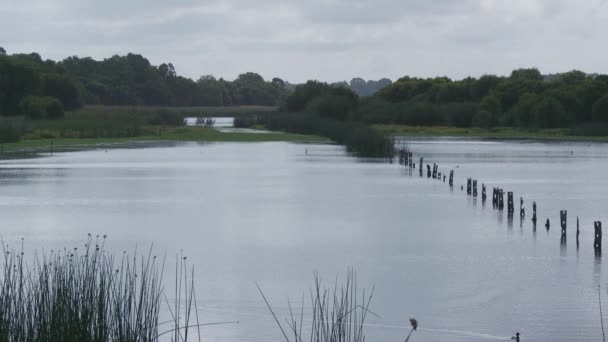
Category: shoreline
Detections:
[
  {"x1": 0, "y1": 127, "x2": 328, "y2": 159},
  {"x1": 375, "y1": 124, "x2": 608, "y2": 143}
]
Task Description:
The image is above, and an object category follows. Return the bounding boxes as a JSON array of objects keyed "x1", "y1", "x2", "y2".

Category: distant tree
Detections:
[
  {"x1": 0, "y1": 47, "x2": 6, "y2": 56},
  {"x1": 531, "y1": 96, "x2": 566, "y2": 128},
  {"x1": 592, "y1": 95, "x2": 608, "y2": 122},
  {"x1": 472, "y1": 110, "x2": 492, "y2": 129},
  {"x1": 42, "y1": 74, "x2": 81, "y2": 110},
  {"x1": 510, "y1": 68, "x2": 543, "y2": 82},
  {"x1": 158, "y1": 63, "x2": 176, "y2": 78},
  {"x1": 45, "y1": 98, "x2": 64, "y2": 119},
  {"x1": 271, "y1": 77, "x2": 286, "y2": 89},
  {"x1": 558, "y1": 70, "x2": 587, "y2": 84},
  {"x1": 19, "y1": 96, "x2": 46, "y2": 119},
  {"x1": 306, "y1": 94, "x2": 357, "y2": 121},
  {"x1": 479, "y1": 95, "x2": 502, "y2": 117}
]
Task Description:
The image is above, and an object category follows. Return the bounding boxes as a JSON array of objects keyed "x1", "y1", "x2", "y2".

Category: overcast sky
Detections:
[{"x1": 1, "y1": 0, "x2": 607, "y2": 82}]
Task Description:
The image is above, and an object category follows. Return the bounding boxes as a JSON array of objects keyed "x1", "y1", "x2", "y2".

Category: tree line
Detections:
[
  {"x1": 0, "y1": 48, "x2": 289, "y2": 118},
  {"x1": 366, "y1": 68, "x2": 608, "y2": 130}
]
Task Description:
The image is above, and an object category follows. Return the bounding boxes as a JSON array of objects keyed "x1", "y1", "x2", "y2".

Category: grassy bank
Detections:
[
  {"x1": 374, "y1": 124, "x2": 608, "y2": 142},
  {"x1": 0, "y1": 126, "x2": 327, "y2": 154},
  {"x1": 0, "y1": 105, "x2": 326, "y2": 156}
]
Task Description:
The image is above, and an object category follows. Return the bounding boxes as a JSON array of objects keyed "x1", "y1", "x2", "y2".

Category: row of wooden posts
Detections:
[{"x1": 398, "y1": 148, "x2": 603, "y2": 253}]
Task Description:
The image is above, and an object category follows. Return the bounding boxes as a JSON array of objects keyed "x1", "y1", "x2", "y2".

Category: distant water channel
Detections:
[{"x1": 1, "y1": 138, "x2": 608, "y2": 341}]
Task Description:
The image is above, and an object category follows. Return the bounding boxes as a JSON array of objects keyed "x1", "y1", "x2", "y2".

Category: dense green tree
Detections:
[
  {"x1": 42, "y1": 74, "x2": 81, "y2": 110},
  {"x1": 592, "y1": 95, "x2": 608, "y2": 122},
  {"x1": 531, "y1": 96, "x2": 566, "y2": 128},
  {"x1": 510, "y1": 68, "x2": 543, "y2": 82},
  {"x1": 472, "y1": 110, "x2": 492, "y2": 128},
  {"x1": 0, "y1": 47, "x2": 6, "y2": 56}
]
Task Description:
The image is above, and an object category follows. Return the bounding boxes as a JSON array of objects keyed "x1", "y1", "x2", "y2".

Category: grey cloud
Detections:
[{"x1": 1, "y1": 0, "x2": 607, "y2": 82}]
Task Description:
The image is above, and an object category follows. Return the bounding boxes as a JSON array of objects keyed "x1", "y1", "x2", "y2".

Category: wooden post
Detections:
[
  {"x1": 595, "y1": 221, "x2": 602, "y2": 252},
  {"x1": 419, "y1": 157, "x2": 423, "y2": 176},
  {"x1": 545, "y1": 218, "x2": 550, "y2": 231},
  {"x1": 482, "y1": 184, "x2": 487, "y2": 202},
  {"x1": 576, "y1": 216, "x2": 580, "y2": 245},
  {"x1": 432, "y1": 164, "x2": 438, "y2": 179},
  {"x1": 473, "y1": 180, "x2": 478, "y2": 197},
  {"x1": 409, "y1": 152, "x2": 413, "y2": 168},
  {"x1": 507, "y1": 192, "x2": 514, "y2": 214},
  {"x1": 467, "y1": 178, "x2": 472, "y2": 195},
  {"x1": 427, "y1": 164, "x2": 431, "y2": 178},
  {"x1": 560, "y1": 210, "x2": 567, "y2": 237},
  {"x1": 449, "y1": 170, "x2": 454, "y2": 187},
  {"x1": 532, "y1": 202, "x2": 537, "y2": 224},
  {"x1": 498, "y1": 189, "x2": 504, "y2": 210},
  {"x1": 520, "y1": 197, "x2": 525, "y2": 218}
]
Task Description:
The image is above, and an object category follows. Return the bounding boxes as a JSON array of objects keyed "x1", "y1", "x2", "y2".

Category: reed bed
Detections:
[
  {"x1": 258, "y1": 270, "x2": 377, "y2": 342},
  {"x1": 0, "y1": 236, "x2": 200, "y2": 342}
]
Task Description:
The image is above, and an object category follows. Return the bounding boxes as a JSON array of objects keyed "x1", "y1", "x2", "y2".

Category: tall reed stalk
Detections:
[
  {"x1": 258, "y1": 270, "x2": 376, "y2": 342},
  {"x1": 0, "y1": 236, "x2": 204, "y2": 342}
]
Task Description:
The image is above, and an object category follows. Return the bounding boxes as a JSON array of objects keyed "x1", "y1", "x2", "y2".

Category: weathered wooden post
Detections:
[
  {"x1": 595, "y1": 221, "x2": 602, "y2": 252},
  {"x1": 519, "y1": 197, "x2": 525, "y2": 218},
  {"x1": 443, "y1": 174, "x2": 446, "y2": 183},
  {"x1": 498, "y1": 189, "x2": 504, "y2": 210},
  {"x1": 473, "y1": 180, "x2": 478, "y2": 197},
  {"x1": 576, "y1": 216, "x2": 580, "y2": 245},
  {"x1": 532, "y1": 202, "x2": 537, "y2": 225},
  {"x1": 482, "y1": 184, "x2": 487, "y2": 202},
  {"x1": 545, "y1": 218, "x2": 550, "y2": 230},
  {"x1": 409, "y1": 152, "x2": 413, "y2": 168},
  {"x1": 560, "y1": 210, "x2": 567, "y2": 237},
  {"x1": 449, "y1": 170, "x2": 454, "y2": 187},
  {"x1": 432, "y1": 164, "x2": 438, "y2": 179},
  {"x1": 507, "y1": 192, "x2": 514, "y2": 214},
  {"x1": 427, "y1": 164, "x2": 431, "y2": 178},
  {"x1": 467, "y1": 178, "x2": 472, "y2": 195},
  {"x1": 419, "y1": 157, "x2": 423, "y2": 176}
]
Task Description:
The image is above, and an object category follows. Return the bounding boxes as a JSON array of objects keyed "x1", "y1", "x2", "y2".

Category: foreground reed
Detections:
[
  {"x1": 258, "y1": 270, "x2": 378, "y2": 342},
  {"x1": 0, "y1": 236, "x2": 200, "y2": 342}
]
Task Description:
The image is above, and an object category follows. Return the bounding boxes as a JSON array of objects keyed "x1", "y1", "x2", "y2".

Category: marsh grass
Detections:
[
  {"x1": 0, "y1": 236, "x2": 205, "y2": 342},
  {"x1": 258, "y1": 270, "x2": 376, "y2": 342}
]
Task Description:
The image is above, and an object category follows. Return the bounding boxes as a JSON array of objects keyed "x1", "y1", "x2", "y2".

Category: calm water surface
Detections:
[{"x1": 1, "y1": 138, "x2": 608, "y2": 341}]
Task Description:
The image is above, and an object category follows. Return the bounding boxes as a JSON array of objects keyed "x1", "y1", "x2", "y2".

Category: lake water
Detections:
[{"x1": 1, "y1": 138, "x2": 608, "y2": 341}]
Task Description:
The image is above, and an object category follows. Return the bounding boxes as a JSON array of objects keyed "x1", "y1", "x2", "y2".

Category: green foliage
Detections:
[
  {"x1": 0, "y1": 117, "x2": 23, "y2": 143},
  {"x1": 19, "y1": 96, "x2": 64, "y2": 119},
  {"x1": 265, "y1": 113, "x2": 393, "y2": 157},
  {"x1": 531, "y1": 96, "x2": 567, "y2": 128},
  {"x1": 364, "y1": 68, "x2": 608, "y2": 131},
  {"x1": 46, "y1": 98, "x2": 65, "y2": 119},
  {"x1": 472, "y1": 110, "x2": 492, "y2": 129},
  {"x1": 592, "y1": 95, "x2": 608, "y2": 122},
  {"x1": 306, "y1": 94, "x2": 357, "y2": 121}
]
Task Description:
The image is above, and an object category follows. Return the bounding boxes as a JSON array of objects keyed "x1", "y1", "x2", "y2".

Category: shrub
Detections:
[
  {"x1": 46, "y1": 98, "x2": 64, "y2": 119},
  {"x1": 19, "y1": 96, "x2": 64, "y2": 119},
  {"x1": 19, "y1": 96, "x2": 46, "y2": 119}
]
